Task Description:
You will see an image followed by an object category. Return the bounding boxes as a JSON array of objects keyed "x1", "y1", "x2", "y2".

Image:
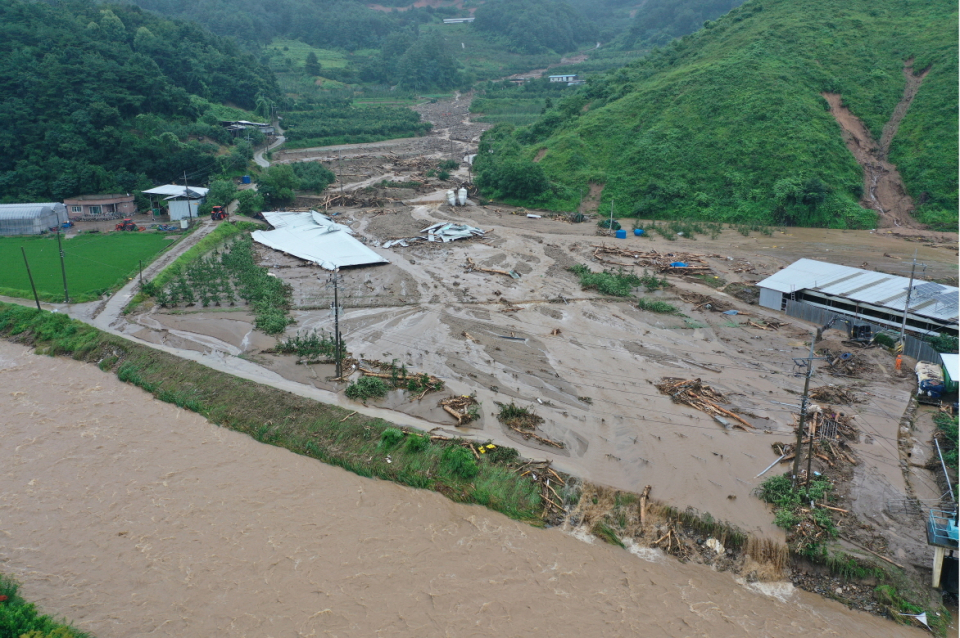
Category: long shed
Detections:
[
  {"x1": 0, "y1": 203, "x2": 67, "y2": 236},
  {"x1": 756, "y1": 258, "x2": 959, "y2": 337}
]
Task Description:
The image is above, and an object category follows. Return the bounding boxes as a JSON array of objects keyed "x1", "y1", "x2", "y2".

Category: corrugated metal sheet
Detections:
[
  {"x1": 941, "y1": 353, "x2": 959, "y2": 381},
  {"x1": 757, "y1": 258, "x2": 959, "y2": 323},
  {"x1": 252, "y1": 211, "x2": 388, "y2": 270},
  {"x1": 142, "y1": 185, "x2": 210, "y2": 197}
]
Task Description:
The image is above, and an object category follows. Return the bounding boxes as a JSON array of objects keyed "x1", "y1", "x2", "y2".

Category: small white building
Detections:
[
  {"x1": 142, "y1": 185, "x2": 209, "y2": 221},
  {"x1": 548, "y1": 73, "x2": 578, "y2": 84},
  {"x1": 442, "y1": 17, "x2": 475, "y2": 24}
]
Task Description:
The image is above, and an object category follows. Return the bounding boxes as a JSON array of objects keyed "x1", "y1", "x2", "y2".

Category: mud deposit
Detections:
[{"x1": 0, "y1": 341, "x2": 923, "y2": 637}]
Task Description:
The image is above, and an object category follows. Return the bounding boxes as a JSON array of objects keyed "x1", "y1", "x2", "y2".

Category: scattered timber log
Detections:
[
  {"x1": 655, "y1": 378, "x2": 754, "y2": 429},
  {"x1": 466, "y1": 257, "x2": 520, "y2": 279},
  {"x1": 438, "y1": 395, "x2": 479, "y2": 425}
]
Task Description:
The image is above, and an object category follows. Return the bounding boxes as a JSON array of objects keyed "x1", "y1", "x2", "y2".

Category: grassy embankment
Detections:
[
  {"x1": 475, "y1": 0, "x2": 958, "y2": 230},
  {"x1": 0, "y1": 233, "x2": 173, "y2": 304},
  {"x1": 0, "y1": 302, "x2": 543, "y2": 522},
  {"x1": 0, "y1": 574, "x2": 90, "y2": 637}
]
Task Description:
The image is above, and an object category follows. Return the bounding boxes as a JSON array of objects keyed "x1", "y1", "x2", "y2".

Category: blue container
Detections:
[
  {"x1": 615, "y1": 229, "x2": 627, "y2": 239},
  {"x1": 634, "y1": 228, "x2": 644, "y2": 236},
  {"x1": 241, "y1": 175, "x2": 251, "y2": 184}
]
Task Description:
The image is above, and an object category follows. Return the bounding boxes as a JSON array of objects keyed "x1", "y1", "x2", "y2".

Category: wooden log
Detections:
[
  {"x1": 442, "y1": 405, "x2": 464, "y2": 424},
  {"x1": 339, "y1": 411, "x2": 357, "y2": 423},
  {"x1": 839, "y1": 536, "x2": 904, "y2": 569},
  {"x1": 639, "y1": 485, "x2": 652, "y2": 526}
]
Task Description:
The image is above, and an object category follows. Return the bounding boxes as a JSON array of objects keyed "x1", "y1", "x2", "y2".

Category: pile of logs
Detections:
[
  {"x1": 357, "y1": 359, "x2": 444, "y2": 400},
  {"x1": 517, "y1": 459, "x2": 567, "y2": 514},
  {"x1": 818, "y1": 347, "x2": 873, "y2": 377},
  {"x1": 498, "y1": 407, "x2": 565, "y2": 448},
  {"x1": 678, "y1": 291, "x2": 736, "y2": 313},
  {"x1": 591, "y1": 245, "x2": 718, "y2": 274},
  {"x1": 439, "y1": 395, "x2": 479, "y2": 425},
  {"x1": 655, "y1": 378, "x2": 754, "y2": 430},
  {"x1": 809, "y1": 385, "x2": 864, "y2": 405}
]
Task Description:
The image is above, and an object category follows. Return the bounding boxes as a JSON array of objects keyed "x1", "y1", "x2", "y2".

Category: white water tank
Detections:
[
  {"x1": 457, "y1": 187, "x2": 467, "y2": 206},
  {"x1": 446, "y1": 190, "x2": 456, "y2": 206}
]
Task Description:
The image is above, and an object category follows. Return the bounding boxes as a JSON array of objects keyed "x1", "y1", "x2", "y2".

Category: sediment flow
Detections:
[{"x1": 0, "y1": 341, "x2": 922, "y2": 637}]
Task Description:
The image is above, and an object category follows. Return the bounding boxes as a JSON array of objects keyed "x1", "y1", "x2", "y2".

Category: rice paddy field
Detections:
[{"x1": 0, "y1": 232, "x2": 175, "y2": 303}]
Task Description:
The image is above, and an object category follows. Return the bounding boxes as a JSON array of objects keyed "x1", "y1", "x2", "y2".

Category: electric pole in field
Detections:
[
  {"x1": 897, "y1": 249, "x2": 924, "y2": 353},
  {"x1": 608, "y1": 198, "x2": 615, "y2": 236},
  {"x1": 338, "y1": 149, "x2": 344, "y2": 198},
  {"x1": 21, "y1": 247, "x2": 41, "y2": 311},
  {"x1": 791, "y1": 337, "x2": 820, "y2": 487},
  {"x1": 325, "y1": 269, "x2": 344, "y2": 379},
  {"x1": 55, "y1": 227, "x2": 69, "y2": 303}
]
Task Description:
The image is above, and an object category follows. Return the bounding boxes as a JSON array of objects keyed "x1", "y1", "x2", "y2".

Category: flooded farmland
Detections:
[{"x1": 0, "y1": 341, "x2": 926, "y2": 637}]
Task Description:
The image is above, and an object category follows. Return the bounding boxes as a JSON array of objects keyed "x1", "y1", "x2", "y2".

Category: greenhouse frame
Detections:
[{"x1": 0, "y1": 203, "x2": 68, "y2": 236}]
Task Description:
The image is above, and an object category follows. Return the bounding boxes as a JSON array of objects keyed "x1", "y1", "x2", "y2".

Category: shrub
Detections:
[
  {"x1": 441, "y1": 445, "x2": 479, "y2": 479},
  {"x1": 597, "y1": 219, "x2": 621, "y2": 230},
  {"x1": 405, "y1": 433, "x2": 430, "y2": 453},
  {"x1": 569, "y1": 264, "x2": 641, "y2": 297},
  {"x1": 379, "y1": 427, "x2": 404, "y2": 449},
  {"x1": 345, "y1": 376, "x2": 389, "y2": 402}
]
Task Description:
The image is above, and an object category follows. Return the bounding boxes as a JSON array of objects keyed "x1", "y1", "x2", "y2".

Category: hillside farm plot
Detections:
[{"x1": 0, "y1": 233, "x2": 174, "y2": 303}]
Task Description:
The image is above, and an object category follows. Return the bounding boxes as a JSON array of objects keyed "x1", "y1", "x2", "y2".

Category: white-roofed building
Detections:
[
  {"x1": 142, "y1": 185, "x2": 209, "y2": 221},
  {"x1": 756, "y1": 258, "x2": 959, "y2": 337}
]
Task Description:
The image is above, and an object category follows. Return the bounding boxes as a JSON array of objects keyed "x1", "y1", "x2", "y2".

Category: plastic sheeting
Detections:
[{"x1": 252, "y1": 211, "x2": 388, "y2": 270}]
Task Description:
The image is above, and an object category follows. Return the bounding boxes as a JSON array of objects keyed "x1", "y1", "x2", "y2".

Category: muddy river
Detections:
[{"x1": 0, "y1": 341, "x2": 924, "y2": 637}]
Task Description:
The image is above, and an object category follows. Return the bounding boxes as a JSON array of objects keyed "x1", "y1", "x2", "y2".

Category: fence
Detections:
[{"x1": 784, "y1": 299, "x2": 942, "y2": 363}]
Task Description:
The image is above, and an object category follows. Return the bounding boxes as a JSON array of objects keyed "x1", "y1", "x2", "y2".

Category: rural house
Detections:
[{"x1": 63, "y1": 193, "x2": 136, "y2": 220}]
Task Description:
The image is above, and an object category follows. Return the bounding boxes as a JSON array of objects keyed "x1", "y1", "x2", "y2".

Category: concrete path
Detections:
[{"x1": 254, "y1": 133, "x2": 286, "y2": 168}]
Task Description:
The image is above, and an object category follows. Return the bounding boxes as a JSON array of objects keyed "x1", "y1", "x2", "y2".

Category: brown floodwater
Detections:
[{"x1": 0, "y1": 341, "x2": 925, "y2": 637}]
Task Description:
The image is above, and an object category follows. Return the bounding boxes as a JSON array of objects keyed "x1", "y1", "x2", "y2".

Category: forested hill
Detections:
[
  {"x1": 474, "y1": 0, "x2": 958, "y2": 230},
  {"x1": 0, "y1": 0, "x2": 278, "y2": 202}
]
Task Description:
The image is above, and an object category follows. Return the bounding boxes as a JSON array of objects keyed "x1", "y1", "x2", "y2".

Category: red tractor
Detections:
[
  {"x1": 211, "y1": 206, "x2": 228, "y2": 221},
  {"x1": 115, "y1": 218, "x2": 138, "y2": 231}
]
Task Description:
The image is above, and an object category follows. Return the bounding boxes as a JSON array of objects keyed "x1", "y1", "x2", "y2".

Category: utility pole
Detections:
[
  {"x1": 183, "y1": 171, "x2": 193, "y2": 224},
  {"x1": 21, "y1": 247, "x2": 41, "y2": 311},
  {"x1": 608, "y1": 198, "x2": 615, "y2": 236},
  {"x1": 897, "y1": 249, "x2": 923, "y2": 353},
  {"x1": 139, "y1": 259, "x2": 144, "y2": 286},
  {"x1": 333, "y1": 269, "x2": 342, "y2": 379},
  {"x1": 55, "y1": 227, "x2": 69, "y2": 303},
  {"x1": 792, "y1": 338, "x2": 817, "y2": 487},
  {"x1": 338, "y1": 149, "x2": 344, "y2": 198}
]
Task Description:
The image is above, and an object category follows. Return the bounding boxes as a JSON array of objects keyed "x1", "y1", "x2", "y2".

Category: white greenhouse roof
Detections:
[
  {"x1": 0, "y1": 203, "x2": 63, "y2": 219},
  {"x1": 252, "y1": 211, "x2": 388, "y2": 270},
  {"x1": 757, "y1": 258, "x2": 959, "y2": 323},
  {"x1": 142, "y1": 185, "x2": 209, "y2": 197}
]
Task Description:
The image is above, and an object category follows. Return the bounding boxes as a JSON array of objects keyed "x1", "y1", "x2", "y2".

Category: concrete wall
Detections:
[{"x1": 168, "y1": 199, "x2": 202, "y2": 221}]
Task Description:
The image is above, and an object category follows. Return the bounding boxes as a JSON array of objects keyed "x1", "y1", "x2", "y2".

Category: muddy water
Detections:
[{"x1": 0, "y1": 342, "x2": 922, "y2": 637}]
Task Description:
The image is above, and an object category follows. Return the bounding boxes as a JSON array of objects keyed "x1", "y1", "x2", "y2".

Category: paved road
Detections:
[{"x1": 254, "y1": 134, "x2": 286, "y2": 167}]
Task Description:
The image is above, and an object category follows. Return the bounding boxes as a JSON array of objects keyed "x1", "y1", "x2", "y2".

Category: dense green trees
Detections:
[
  {"x1": 473, "y1": 0, "x2": 596, "y2": 55},
  {"x1": 0, "y1": 0, "x2": 278, "y2": 202},
  {"x1": 624, "y1": 0, "x2": 745, "y2": 47}
]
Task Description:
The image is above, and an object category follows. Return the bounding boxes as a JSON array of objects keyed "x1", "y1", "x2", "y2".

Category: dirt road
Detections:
[{"x1": 0, "y1": 340, "x2": 925, "y2": 638}]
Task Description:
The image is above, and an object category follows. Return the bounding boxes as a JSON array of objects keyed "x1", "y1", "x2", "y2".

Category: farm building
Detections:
[
  {"x1": 442, "y1": 17, "x2": 475, "y2": 23},
  {"x1": 142, "y1": 185, "x2": 209, "y2": 221},
  {"x1": 548, "y1": 74, "x2": 582, "y2": 85},
  {"x1": 757, "y1": 258, "x2": 959, "y2": 337},
  {"x1": 63, "y1": 193, "x2": 136, "y2": 220},
  {"x1": 942, "y1": 353, "x2": 959, "y2": 394},
  {"x1": 0, "y1": 203, "x2": 68, "y2": 236}
]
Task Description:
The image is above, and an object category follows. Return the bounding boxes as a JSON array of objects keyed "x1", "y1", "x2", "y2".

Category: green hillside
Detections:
[
  {"x1": 474, "y1": 0, "x2": 958, "y2": 229},
  {"x1": 0, "y1": 0, "x2": 278, "y2": 202}
]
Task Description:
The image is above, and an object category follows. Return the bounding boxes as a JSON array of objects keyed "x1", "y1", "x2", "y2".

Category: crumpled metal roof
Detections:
[
  {"x1": 252, "y1": 211, "x2": 388, "y2": 270},
  {"x1": 142, "y1": 185, "x2": 210, "y2": 197},
  {"x1": 757, "y1": 258, "x2": 959, "y2": 323},
  {"x1": 382, "y1": 222, "x2": 484, "y2": 248}
]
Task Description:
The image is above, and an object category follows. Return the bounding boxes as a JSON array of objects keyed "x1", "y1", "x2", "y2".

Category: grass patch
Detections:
[
  {"x1": 0, "y1": 573, "x2": 91, "y2": 637},
  {"x1": 636, "y1": 297, "x2": 678, "y2": 314},
  {"x1": 0, "y1": 301, "x2": 544, "y2": 523},
  {"x1": 756, "y1": 475, "x2": 837, "y2": 556},
  {"x1": 0, "y1": 233, "x2": 173, "y2": 303},
  {"x1": 569, "y1": 264, "x2": 641, "y2": 297}
]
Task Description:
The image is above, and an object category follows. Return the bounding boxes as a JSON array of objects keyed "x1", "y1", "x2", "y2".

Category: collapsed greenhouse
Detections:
[{"x1": 0, "y1": 203, "x2": 68, "y2": 236}]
